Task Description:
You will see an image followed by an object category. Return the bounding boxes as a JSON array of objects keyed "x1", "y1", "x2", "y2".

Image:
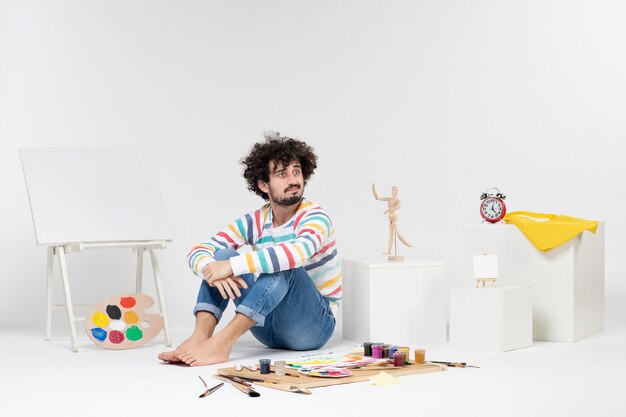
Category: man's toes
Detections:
[
  {"x1": 182, "y1": 355, "x2": 196, "y2": 365},
  {"x1": 176, "y1": 352, "x2": 191, "y2": 362},
  {"x1": 158, "y1": 351, "x2": 177, "y2": 362},
  {"x1": 174, "y1": 348, "x2": 188, "y2": 357}
]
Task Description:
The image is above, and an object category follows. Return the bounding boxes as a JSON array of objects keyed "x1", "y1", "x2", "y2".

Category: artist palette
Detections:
[{"x1": 85, "y1": 293, "x2": 164, "y2": 350}]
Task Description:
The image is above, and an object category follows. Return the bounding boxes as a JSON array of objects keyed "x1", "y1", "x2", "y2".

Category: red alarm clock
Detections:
[{"x1": 479, "y1": 188, "x2": 506, "y2": 223}]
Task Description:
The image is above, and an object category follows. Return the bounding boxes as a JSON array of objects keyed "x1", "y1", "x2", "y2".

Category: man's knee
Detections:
[
  {"x1": 213, "y1": 248, "x2": 239, "y2": 261},
  {"x1": 257, "y1": 267, "x2": 306, "y2": 285}
]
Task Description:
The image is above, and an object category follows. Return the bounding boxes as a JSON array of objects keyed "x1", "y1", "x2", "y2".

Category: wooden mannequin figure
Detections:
[{"x1": 372, "y1": 183, "x2": 412, "y2": 261}]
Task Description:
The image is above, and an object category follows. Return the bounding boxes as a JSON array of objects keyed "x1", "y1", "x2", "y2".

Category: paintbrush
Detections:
[
  {"x1": 221, "y1": 374, "x2": 312, "y2": 395},
  {"x1": 350, "y1": 365, "x2": 394, "y2": 371},
  {"x1": 213, "y1": 374, "x2": 261, "y2": 397},
  {"x1": 198, "y1": 376, "x2": 224, "y2": 398},
  {"x1": 347, "y1": 360, "x2": 393, "y2": 370},
  {"x1": 430, "y1": 361, "x2": 480, "y2": 368}
]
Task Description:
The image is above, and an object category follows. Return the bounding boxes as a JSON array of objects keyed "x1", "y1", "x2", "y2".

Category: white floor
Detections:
[{"x1": 2, "y1": 324, "x2": 626, "y2": 417}]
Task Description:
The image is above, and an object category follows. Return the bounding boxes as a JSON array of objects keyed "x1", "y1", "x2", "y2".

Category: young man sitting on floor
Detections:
[{"x1": 158, "y1": 132, "x2": 341, "y2": 366}]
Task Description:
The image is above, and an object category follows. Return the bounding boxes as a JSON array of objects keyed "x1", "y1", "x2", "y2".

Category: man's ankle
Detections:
[{"x1": 194, "y1": 311, "x2": 218, "y2": 335}]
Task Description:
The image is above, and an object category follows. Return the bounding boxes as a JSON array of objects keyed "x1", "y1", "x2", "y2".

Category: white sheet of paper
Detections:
[{"x1": 369, "y1": 371, "x2": 399, "y2": 386}]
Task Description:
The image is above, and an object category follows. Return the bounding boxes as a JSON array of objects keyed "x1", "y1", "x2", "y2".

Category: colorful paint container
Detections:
[
  {"x1": 414, "y1": 349, "x2": 426, "y2": 364},
  {"x1": 399, "y1": 347, "x2": 410, "y2": 364},
  {"x1": 382, "y1": 344, "x2": 390, "y2": 359},
  {"x1": 363, "y1": 342, "x2": 373, "y2": 356},
  {"x1": 372, "y1": 344, "x2": 383, "y2": 359},
  {"x1": 388, "y1": 345, "x2": 398, "y2": 359},
  {"x1": 393, "y1": 351, "x2": 406, "y2": 367},
  {"x1": 274, "y1": 361, "x2": 287, "y2": 376},
  {"x1": 259, "y1": 359, "x2": 271, "y2": 374}
]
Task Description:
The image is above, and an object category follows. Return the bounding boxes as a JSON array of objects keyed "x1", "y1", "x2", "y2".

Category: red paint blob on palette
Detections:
[
  {"x1": 120, "y1": 296, "x2": 136, "y2": 308},
  {"x1": 85, "y1": 293, "x2": 164, "y2": 350},
  {"x1": 109, "y1": 330, "x2": 125, "y2": 344}
]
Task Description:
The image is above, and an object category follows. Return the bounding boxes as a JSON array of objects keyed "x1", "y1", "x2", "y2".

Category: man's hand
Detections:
[{"x1": 202, "y1": 260, "x2": 248, "y2": 300}]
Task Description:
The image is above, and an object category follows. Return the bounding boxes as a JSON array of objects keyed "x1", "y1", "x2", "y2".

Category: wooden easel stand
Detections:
[{"x1": 46, "y1": 240, "x2": 172, "y2": 352}]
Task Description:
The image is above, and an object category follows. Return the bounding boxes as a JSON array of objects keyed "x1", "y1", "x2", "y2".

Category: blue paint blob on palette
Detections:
[
  {"x1": 85, "y1": 293, "x2": 164, "y2": 350},
  {"x1": 91, "y1": 327, "x2": 108, "y2": 342}
]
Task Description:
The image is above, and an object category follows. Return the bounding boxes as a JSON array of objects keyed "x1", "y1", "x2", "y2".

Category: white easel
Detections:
[{"x1": 21, "y1": 147, "x2": 173, "y2": 352}]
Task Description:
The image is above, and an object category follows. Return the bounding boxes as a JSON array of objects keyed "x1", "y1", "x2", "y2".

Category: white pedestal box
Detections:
[
  {"x1": 342, "y1": 259, "x2": 447, "y2": 344},
  {"x1": 464, "y1": 223, "x2": 605, "y2": 342},
  {"x1": 449, "y1": 286, "x2": 532, "y2": 352}
]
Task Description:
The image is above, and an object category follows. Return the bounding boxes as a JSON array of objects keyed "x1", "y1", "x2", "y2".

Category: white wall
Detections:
[{"x1": 1, "y1": 0, "x2": 625, "y2": 335}]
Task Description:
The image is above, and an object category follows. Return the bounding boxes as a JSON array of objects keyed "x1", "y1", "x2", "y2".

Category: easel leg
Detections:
[
  {"x1": 46, "y1": 246, "x2": 54, "y2": 341},
  {"x1": 149, "y1": 249, "x2": 172, "y2": 346},
  {"x1": 136, "y1": 249, "x2": 144, "y2": 293},
  {"x1": 58, "y1": 246, "x2": 78, "y2": 352}
]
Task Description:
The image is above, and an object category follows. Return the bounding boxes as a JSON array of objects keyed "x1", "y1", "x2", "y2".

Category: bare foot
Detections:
[
  {"x1": 175, "y1": 333, "x2": 233, "y2": 367},
  {"x1": 158, "y1": 332, "x2": 209, "y2": 363}
]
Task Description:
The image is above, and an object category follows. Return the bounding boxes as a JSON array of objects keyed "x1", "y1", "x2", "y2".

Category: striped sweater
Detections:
[{"x1": 187, "y1": 199, "x2": 342, "y2": 309}]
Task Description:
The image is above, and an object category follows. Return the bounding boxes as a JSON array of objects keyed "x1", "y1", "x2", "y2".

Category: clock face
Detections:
[{"x1": 480, "y1": 197, "x2": 506, "y2": 222}]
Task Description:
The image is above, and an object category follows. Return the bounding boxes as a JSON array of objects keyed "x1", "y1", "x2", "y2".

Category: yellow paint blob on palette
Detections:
[{"x1": 85, "y1": 293, "x2": 164, "y2": 350}]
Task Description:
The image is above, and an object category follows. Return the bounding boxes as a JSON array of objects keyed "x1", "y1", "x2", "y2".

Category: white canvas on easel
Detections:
[
  {"x1": 473, "y1": 254, "x2": 499, "y2": 287},
  {"x1": 20, "y1": 146, "x2": 173, "y2": 351}
]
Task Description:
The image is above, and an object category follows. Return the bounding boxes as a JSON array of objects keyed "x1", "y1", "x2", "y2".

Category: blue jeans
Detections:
[{"x1": 194, "y1": 249, "x2": 336, "y2": 351}]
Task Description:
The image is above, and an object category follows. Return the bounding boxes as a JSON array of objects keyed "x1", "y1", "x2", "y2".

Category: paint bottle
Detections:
[
  {"x1": 399, "y1": 346, "x2": 411, "y2": 364},
  {"x1": 274, "y1": 360, "x2": 287, "y2": 376},
  {"x1": 372, "y1": 344, "x2": 383, "y2": 359},
  {"x1": 363, "y1": 342, "x2": 373, "y2": 357},
  {"x1": 382, "y1": 344, "x2": 390, "y2": 359},
  {"x1": 388, "y1": 345, "x2": 398, "y2": 359},
  {"x1": 259, "y1": 359, "x2": 271, "y2": 374},
  {"x1": 414, "y1": 349, "x2": 426, "y2": 364},
  {"x1": 393, "y1": 351, "x2": 406, "y2": 367}
]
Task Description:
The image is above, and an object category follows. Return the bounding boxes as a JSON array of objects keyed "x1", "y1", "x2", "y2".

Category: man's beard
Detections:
[
  {"x1": 269, "y1": 184, "x2": 303, "y2": 206},
  {"x1": 276, "y1": 195, "x2": 302, "y2": 206}
]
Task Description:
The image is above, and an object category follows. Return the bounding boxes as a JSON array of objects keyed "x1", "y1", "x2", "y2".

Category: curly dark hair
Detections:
[{"x1": 241, "y1": 132, "x2": 318, "y2": 200}]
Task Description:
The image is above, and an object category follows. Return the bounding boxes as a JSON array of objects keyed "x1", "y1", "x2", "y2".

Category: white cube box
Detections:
[
  {"x1": 342, "y1": 259, "x2": 447, "y2": 344},
  {"x1": 449, "y1": 286, "x2": 532, "y2": 352},
  {"x1": 464, "y1": 223, "x2": 605, "y2": 342}
]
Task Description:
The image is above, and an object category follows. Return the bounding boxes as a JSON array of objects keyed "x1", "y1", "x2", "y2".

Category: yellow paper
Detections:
[
  {"x1": 503, "y1": 211, "x2": 599, "y2": 251},
  {"x1": 369, "y1": 371, "x2": 399, "y2": 386}
]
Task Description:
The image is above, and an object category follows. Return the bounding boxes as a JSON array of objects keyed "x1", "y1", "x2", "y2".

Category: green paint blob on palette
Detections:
[{"x1": 85, "y1": 293, "x2": 164, "y2": 350}]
